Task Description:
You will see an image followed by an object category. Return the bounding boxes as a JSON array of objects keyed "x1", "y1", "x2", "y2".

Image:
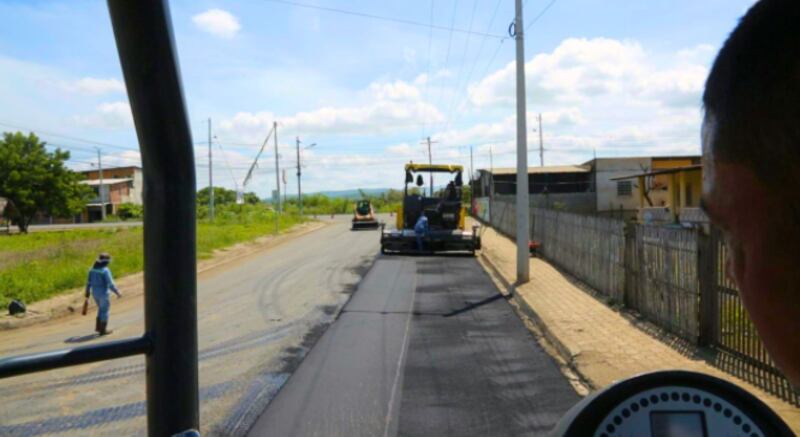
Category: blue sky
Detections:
[{"x1": 0, "y1": 0, "x2": 756, "y2": 196}]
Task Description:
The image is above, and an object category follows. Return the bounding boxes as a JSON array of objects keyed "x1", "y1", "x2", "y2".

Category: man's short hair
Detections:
[{"x1": 703, "y1": 0, "x2": 800, "y2": 190}]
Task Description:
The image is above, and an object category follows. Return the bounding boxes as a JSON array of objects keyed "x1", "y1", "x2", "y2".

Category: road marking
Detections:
[{"x1": 383, "y1": 260, "x2": 417, "y2": 437}]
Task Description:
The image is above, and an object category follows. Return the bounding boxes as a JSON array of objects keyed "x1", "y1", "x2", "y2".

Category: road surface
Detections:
[
  {"x1": 0, "y1": 215, "x2": 579, "y2": 436},
  {"x1": 0, "y1": 216, "x2": 378, "y2": 436},
  {"x1": 248, "y1": 254, "x2": 580, "y2": 436}
]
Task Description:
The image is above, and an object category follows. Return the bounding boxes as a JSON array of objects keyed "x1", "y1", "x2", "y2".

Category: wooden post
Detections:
[
  {"x1": 637, "y1": 176, "x2": 645, "y2": 222},
  {"x1": 668, "y1": 173, "x2": 679, "y2": 223},
  {"x1": 698, "y1": 228, "x2": 720, "y2": 346}
]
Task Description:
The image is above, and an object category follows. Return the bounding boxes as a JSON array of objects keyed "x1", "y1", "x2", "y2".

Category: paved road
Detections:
[
  {"x1": 249, "y1": 254, "x2": 580, "y2": 436},
  {"x1": 0, "y1": 216, "x2": 379, "y2": 436}
]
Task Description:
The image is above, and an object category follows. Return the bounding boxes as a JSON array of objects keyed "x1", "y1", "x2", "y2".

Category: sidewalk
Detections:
[{"x1": 476, "y1": 224, "x2": 800, "y2": 431}]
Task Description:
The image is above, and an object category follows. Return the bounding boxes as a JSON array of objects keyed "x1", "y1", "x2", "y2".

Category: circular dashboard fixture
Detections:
[{"x1": 551, "y1": 370, "x2": 793, "y2": 437}]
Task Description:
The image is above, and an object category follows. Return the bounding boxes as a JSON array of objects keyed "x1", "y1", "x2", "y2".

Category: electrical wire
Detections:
[
  {"x1": 216, "y1": 141, "x2": 241, "y2": 189},
  {"x1": 435, "y1": 0, "x2": 478, "y2": 136},
  {"x1": 525, "y1": 0, "x2": 558, "y2": 31},
  {"x1": 420, "y1": 0, "x2": 436, "y2": 140},
  {"x1": 257, "y1": 0, "x2": 504, "y2": 39},
  {"x1": 429, "y1": 0, "x2": 460, "y2": 135},
  {"x1": 438, "y1": 0, "x2": 505, "y2": 136},
  {"x1": 0, "y1": 120, "x2": 138, "y2": 152}
]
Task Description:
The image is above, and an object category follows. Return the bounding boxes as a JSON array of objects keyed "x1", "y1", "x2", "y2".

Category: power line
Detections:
[
  {"x1": 0, "y1": 120, "x2": 138, "y2": 152},
  {"x1": 216, "y1": 141, "x2": 241, "y2": 188},
  {"x1": 525, "y1": 0, "x2": 558, "y2": 31},
  {"x1": 438, "y1": 0, "x2": 505, "y2": 135},
  {"x1": 429, "y1": 0, "x2": 460, "y2": 134},
  {"x1": 420, "y1": 0, "x2": 436, "y2": 140},
  {"x1": 258, "y1": 0, "x2": 505, "y2": 39},
  {"x1": 436, "y1": 0, "x2": 479, "y2": 135}
]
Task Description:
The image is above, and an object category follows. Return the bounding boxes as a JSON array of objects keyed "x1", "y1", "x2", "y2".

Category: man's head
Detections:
[{"x1": 702, "y1": 0, "x2": 800, "y2": 386}]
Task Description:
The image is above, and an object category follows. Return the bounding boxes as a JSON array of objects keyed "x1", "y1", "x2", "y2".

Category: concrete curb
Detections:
[
  {"x1": 0, "y1": 221, "x2": 329, "y2": 331},
  {"x1": 477, "y1": 249, "x2": 596, "y2": 392}
]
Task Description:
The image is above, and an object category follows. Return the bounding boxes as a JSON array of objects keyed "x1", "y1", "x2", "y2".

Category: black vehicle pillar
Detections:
[{"x1": 107, "y1": 1, "x2": 199, "y2": 435}]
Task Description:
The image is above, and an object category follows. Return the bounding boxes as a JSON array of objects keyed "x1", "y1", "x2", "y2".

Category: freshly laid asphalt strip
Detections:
[{"x1": 248, "y1": 254, "x2": 580, "y2": 436}]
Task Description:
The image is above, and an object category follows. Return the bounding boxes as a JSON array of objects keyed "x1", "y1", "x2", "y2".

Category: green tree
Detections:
[
  {"x1": 197, "y1": 186, "x2": 236, "y2": 206},
  {"x1": 0, "y1": 132, "x2": 91, "y2": 233},
  {"x1": 243, "y1": 192, "x2": 260, "y2": 204}
]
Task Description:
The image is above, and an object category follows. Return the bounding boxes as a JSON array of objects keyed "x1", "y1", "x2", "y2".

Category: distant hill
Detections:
[{"x1": 310, "y1": 188, "x2": 392, "y2": 199}]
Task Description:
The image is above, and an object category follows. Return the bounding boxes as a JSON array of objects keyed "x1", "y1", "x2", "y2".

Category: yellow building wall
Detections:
[
  {"x1": 652, "y1": 159, "x2": 695, "y2": 191},
  {"x1": 684, "y1": 171, "x2": 702, "y2": 207}
]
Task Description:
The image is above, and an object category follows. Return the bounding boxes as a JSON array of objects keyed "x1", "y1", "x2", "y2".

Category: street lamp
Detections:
[{"x1": 296, "y1": 138, "x2": 317, "y2": 215}]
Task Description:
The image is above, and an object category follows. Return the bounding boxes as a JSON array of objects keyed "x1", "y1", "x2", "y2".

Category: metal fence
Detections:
[{"x1": 481, "y1": 197, "x2": 798, "y2": 404}]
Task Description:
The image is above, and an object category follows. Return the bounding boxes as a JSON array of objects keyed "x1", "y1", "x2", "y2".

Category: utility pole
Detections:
[
  {"x1": 208, "y1": 117, "x2": 214, "y2": 221},
  {"x1": 282, "y1": 169, "x2": 287, "y2": 205},
  {"x1": 538, "y1": 113, "x2": 544, "y2": 167},
  {"x1": 489, "y1": 145, "x2": 494, "y2": 224},
  {"x1": 96, "y1": 148, "x2": 106, "y2": 221},
  {"x1": 469, "y1": 145, "x2": 474, "y2": 182},
  {"x1": 296, "y1": 137, "x2": 302, "y2": 215},
  {"x1": 273, "y1": 121, "x2": 281, "y2": 215},
  {"x1": 513, "y1": 0, "x2": 530, "y2": 283},
  {"x1": 489, "y1": 145, "x2": 494, "y2": 196},
  {"x1": 421, "y1": 136, "x2": 438, "y2": 196},
  {"x1": 469, "y1": 145, "x2": 474, "y2": 194}
]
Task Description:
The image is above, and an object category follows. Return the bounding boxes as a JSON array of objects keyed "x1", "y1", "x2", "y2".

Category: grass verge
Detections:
[{"x1": 0, "y1": 204, "x2": 304, "y2": 305}]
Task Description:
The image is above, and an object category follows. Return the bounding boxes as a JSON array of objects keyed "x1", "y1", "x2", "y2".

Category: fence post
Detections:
[
  {"x1": 698, "y1": 227, "x2": 719, "y2": 347},
  {"x1": 623, "y1": 222, "x2": 636, "y2": 308}
]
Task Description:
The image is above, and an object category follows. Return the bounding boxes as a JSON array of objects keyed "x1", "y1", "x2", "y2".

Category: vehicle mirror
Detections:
[
  {"x1": 416, "y1": 175, "x2": 424, "y2": 187},
  {"x1": 455, "y1": 172, "x2": 463, "y2": 187},
  {"x1": 405, "y1": 170, "x2": 413, "y2": 184}
]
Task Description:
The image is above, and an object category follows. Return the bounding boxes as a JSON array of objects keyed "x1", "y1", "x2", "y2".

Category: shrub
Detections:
[{"x1": 118, "y1": 203, "x2": 144, "y2": 220}]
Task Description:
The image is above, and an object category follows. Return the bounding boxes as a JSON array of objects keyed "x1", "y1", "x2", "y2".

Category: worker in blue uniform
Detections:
[
  {"x1": 85, "y1": 252, "x2": 122, "y2": 335},
  {"x1": 414, "y1": 212, "x2": 429, "y2": 253}
]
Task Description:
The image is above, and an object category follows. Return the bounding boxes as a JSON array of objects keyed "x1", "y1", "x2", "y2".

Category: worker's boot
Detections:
[
  {"x1": 95, "y1": 318, "x2": 101, "y2": 333},
  {"x1": 99, "y1": 321, "x2": 113, "y2": 336}
]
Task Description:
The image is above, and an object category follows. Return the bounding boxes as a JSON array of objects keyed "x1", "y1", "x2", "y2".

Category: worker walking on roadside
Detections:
[
  {"x1": 85, "y1": 252, "x2": 122, "y2": 335},
  {"x1": 414, "y1": 212, "x2": 429, "y2": 253}
]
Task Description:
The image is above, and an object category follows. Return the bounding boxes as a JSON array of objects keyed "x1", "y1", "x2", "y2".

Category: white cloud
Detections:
[
  {"x1": 385, "y1": 142, "x2": 417, "y2": 156},
  {"x1": 469, "y1": 37, "x2": 708, "y2": 110},
  {"x1": 452, "y1": 37, "x2": 712, "y2": 169},
  {"x1": 73, "y1": 101, "x2": 133, "y2": 129},
  {"x1": 677, "y1": 44, "x2": 716, "y2": 62},
  {"x1": 369, "y1": 80, "x2": 420, "y2": 100},
  {"x1": 66, "y1": 77, "x2": 125, "y2": 95},
  {"x1": 218, "y1": 79, "x2": 442, "y2": 140},
  {"x1": 192, "y1": 9, "x2": 241, "y2": 39}
]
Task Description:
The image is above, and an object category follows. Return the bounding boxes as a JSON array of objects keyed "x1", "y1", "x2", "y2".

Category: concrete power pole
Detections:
[
  {"x1": 489, "y1": 145, "x2": 494, "y2": 196},
  {"x1": 421, "y1": 136, "x2": 438, "y2": 196},
  {"x1": 296, "y1": 137, "x2": 302, "y2": 215},
  {"x1": 514, "y1": 0, "x2": 530, "y2": 283},
  {"x1": 538, "y1": 113, "x2": 544, "y2": 167},
  {"x1": 469, "y1": 145, "x2": 474, "y2": 193},
  {"x1": 282, "y1": 169, "x2": 287, "y2": 205},
  {"x1": 208, "y1": 117, "x2": 214, "y2": 221},
  {"x1": 489, "y1": 145, "x2": 494, "y2": 224},
  {"x1": 96, "y1": 148, "x2": 106, "y2": 221},
  {"x1": 273, "y1": 121, "x2": 281, "y2": 214}
]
